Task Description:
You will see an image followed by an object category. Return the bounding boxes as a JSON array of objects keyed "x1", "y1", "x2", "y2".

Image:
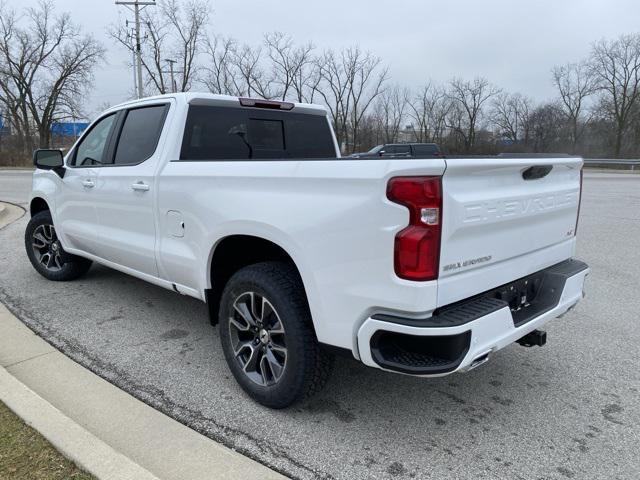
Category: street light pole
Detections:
[
  {"x1": 115, "y1": 0, "x2": 156, "y2": 99},
  {"x1": 165, "y1": 59, "x2": 177, "y2": 93}
]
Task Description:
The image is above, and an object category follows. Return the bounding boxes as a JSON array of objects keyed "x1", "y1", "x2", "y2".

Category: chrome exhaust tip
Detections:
[{"x1": 467, "y1": 352, "x2": 490, "y2": 371}]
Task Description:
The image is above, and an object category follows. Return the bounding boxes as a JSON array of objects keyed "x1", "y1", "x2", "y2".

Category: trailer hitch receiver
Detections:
[{"x1": 516, "y1": 329, "x2": 547, "y2": 347}]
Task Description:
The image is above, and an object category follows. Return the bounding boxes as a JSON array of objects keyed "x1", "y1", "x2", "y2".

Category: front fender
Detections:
[{"x1": 30, "y1": 170, "x2": 60, "y2": 219}]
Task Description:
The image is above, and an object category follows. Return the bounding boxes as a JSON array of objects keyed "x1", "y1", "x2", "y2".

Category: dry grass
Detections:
[{"x1": 0, "y1": 401, "x2": 94, "y2": 480}]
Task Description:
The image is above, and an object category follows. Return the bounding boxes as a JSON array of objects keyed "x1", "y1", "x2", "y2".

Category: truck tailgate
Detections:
[{"x1": 437, "y1": 156, "x2": 582, "y2": 306}]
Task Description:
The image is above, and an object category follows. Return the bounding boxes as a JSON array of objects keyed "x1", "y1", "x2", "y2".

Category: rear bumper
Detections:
[{"x1": 356, "y1": 259, "x2": 589, "y2": 376}]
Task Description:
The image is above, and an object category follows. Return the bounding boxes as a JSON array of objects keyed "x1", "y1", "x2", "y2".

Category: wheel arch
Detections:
[
  {"x1": 206, "y1": 234, "x2": 313, "y2": 329},
  {"x1": 30, "y1": 197, "x2": 50, "y2": 217}
]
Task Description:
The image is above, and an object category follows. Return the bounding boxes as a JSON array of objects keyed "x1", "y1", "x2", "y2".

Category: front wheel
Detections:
[
  {"x1": 219, "y1": 262, "x2": 333, "y2": 408},
  {"x1": 24, "y1": 210, "x2": 92, "y2": 281}
]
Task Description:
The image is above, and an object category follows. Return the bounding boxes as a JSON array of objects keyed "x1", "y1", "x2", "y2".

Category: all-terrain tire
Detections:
[
  {"x1": 219, "y1": 261, "x2": 334, "y2": 408},
  {"x1": 24, "y1": 210, "x2": 92, "y2": 281}
]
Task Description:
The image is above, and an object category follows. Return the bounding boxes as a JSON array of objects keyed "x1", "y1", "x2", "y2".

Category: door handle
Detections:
[
  {"x1": 131, "y1": 181, "x2": 150, "y2": 191},
  {"x1": 82, "y1": 179, "x2": 95, "y2": 188}
]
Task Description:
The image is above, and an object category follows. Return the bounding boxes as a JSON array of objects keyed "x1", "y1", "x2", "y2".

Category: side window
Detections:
[
  {"x1": 285, "y1": 115, "x2": 335, "y2": 158},
  {"x1": 113, "y1": 105, "x2": 168, "y2": 166},
  {"x1": 394, "y1": 145, "x2": 411, "y2": 155},
  {"x1": 180, "y1": 106, "x2": 249, "y2": 160},
  {"x1": 72, "y1": 114, "x2": 116, "y2": 166},
  {"x1": 413, "y1": 144, "x2": 439, "y2": 156},
  {"x1": 382, "y1": 145, "x2": 396, "y2": 155}
]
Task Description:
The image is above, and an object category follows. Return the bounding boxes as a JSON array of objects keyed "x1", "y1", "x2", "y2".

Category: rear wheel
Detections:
[
  {"x1": 24, "y1": 210, "x2": 92, "y2": 281},
  {"x1": 219, "y1": 262, "x2": 333, "y2": 408}
]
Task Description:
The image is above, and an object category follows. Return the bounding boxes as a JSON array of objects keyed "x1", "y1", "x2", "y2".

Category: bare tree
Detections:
[
  {"x1": 202, "y1": 35, "x2": 240, "y2": 95},
  {"x1": 408, "y1": 83, "x2": 450, "y2": 143},
  {"x1": 264, "y1": 32, "x2": 315, "y2": 101},
  {"x1": 0, "y1": 0, "x2": 104, "y2": 152},
  {"x1": 446, "y1": 77, "x2": 500, "y2": 152},
  {"x1": 445, "y1": 101, "x2": 469, "y2": 152},
  {"x1": 110, "y1": 0, "x2": 209, "y2": 94},
  {"x1": 137, "y1": 12, "x2": 169, "y2": 94},
  {"x1": 290, "y1": 51, "x2": 322, "y2": 104},
  {"x1": 518, "y1": 96, "x2": 533, "y2": 146},
  {"x1": 552, "y1": 61, "x2": 596, "y2": 152},
  {"x1": 234, "y1": 43, "x2": 276, "y2": 99},
  {"x1": 315, "y1": 50, "x2": 349, "y2": 149},
  {"x1": 316, "y1": 48, "x2": 388, "y2": 152},
  {"x1": 589, "y1": 34, "x2": 640, "y2": 157},
  {"x1": 164, "y1": 0, "x2": 208, "y2": 92},
  {"x1": 374, "y1": 85, "x2": 409, "y2": 143},
  {"x1": 345, "y1": 48, "x2": 388, "y2": 153},
  {"x1": 529, "y1": 102, "x2": 565, "y2": 152},
  {"x1": 490, "y1": 92, "x2": 532, "y2": 144}
]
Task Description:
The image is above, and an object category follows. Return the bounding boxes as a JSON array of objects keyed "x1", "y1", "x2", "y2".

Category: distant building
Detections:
[
  {"x1": 51, "y1": 122, "x2": 88, "y2": 138},
  {"x1": 0, "y1": 112, "x2": 9, "y2": 136},
  {"x1": 398, "y1": 125, "x2": 419, "y2": 143}
]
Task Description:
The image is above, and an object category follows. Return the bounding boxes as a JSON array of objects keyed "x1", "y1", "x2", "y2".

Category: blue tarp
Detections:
[
  {"x1": 0, "y1": 115, "x2": 8, "y2": 135},
  {"x1": 51, "y1": 122, "x2": 88, "y2": 137}
]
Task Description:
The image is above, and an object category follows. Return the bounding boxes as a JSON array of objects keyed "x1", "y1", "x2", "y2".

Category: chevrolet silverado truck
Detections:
[{"x1": 26, "y1": 93, "x2": 589, "y2": 408}]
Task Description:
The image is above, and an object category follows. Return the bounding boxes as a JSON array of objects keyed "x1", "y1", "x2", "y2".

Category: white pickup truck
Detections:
[{"x1": 27, "y1": 93, "x2": 589, "y2": 408}]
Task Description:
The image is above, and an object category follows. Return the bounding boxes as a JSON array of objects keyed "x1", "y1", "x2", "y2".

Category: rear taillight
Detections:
[
  {"x1": 575, "y1": 168, "x2": 583, "y2": 235},
  {"x1": 387, "y1": 176, "x2": 442, "y2": 281}
]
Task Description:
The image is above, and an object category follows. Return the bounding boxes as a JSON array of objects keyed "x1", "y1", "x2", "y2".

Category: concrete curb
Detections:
[
  {"x1": 0, "y1": 209, "x2": 286, "y2": 480},
  {"x1": 0, "y1": 303, "x2": 285, "y2": 480},
  {"x1": 0, "y1": 366, "x2": 160, "y2": 480},
  {"x1": 0, "y1": 201, "x2": 25, "y2": 227}
]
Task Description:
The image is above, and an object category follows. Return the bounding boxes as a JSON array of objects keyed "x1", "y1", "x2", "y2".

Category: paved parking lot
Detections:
[{"x1": 1, "y1": 170, "x2": 639, "y2": 480}]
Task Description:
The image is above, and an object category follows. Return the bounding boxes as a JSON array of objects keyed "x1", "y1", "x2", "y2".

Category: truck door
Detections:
[
  {"x1": 56, "y1": 112, "x2": 118, "y2": 255},
  {"x1": 91, "y1": 103, "x2": 170, "y2": 277}
]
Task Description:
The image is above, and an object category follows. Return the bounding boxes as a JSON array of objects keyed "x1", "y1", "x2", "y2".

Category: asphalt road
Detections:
[
  {"x1": 0, "y1": 169, "x2": 33, "y2": 205},
  {"x1": 1, "y1": 170, "x2": 639, "y2": 480}
]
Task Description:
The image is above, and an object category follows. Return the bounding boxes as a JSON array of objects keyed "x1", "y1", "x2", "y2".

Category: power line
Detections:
[
  {"x1": 124, "y1": 25, "x2": 138, "y2": 95},
  {"x1": 115, "y1": 0, "x2": 156, "y2": 99}
]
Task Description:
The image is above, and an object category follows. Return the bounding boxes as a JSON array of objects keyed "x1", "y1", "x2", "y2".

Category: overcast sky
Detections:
[{"x1": 16, "y1": 0, "x2": 640, "y2": 116}]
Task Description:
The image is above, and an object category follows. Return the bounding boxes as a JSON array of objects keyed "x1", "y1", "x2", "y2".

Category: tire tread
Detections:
[
  {"x1": 219, "y1": 261, "x2": 333, "y2": 408},
  {"x1": 24, "y1": 211, "x2": 92, "y2": 281}
]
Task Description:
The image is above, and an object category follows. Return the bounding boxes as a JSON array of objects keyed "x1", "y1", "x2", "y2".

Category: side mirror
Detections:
[
  {"x1": 34, "y1": 149, "x2": 64, "y2": 169},
  {"x1": 33, "y1": 149, "x2": 65, "y2": 177},
  {"x1": 378, "y1": 150, "x2": 386, "y2": 156}
]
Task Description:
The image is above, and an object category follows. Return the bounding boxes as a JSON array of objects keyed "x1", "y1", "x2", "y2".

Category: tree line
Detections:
[{"x1": 2, "y1": 0, "x2": 640, "y2": 164}]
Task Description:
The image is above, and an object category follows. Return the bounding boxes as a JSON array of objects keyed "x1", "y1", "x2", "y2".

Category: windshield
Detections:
[{"x1": 367, "y1": 145, "x2": 384, "y2": 154}]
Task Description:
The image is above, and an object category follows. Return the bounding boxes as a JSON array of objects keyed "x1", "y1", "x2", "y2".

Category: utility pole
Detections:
[
  {"x1": 165, "y1": 59, "x2": 177, "y2": 93},
  {"x1": 115, "y1": 0, "x2": 156, "y2": 99},
  {"x1": 125, "y1": 24, "x2": 138, "y2": 95},
  {"x1": 132, "y1": 46, "x2": 138, "y2": 95}
]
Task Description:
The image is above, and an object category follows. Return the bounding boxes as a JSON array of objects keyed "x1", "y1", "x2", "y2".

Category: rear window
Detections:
[
  {"x1": 180, "y1": 105, "x2": 335, "y2": 160},
  {"x1": 249, "y1": 118, "x2": 284, "y2": 151}
]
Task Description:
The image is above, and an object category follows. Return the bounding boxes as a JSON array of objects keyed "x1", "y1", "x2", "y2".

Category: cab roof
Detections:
[{"x1": 106, "y1": 92, "x2": 328, "y2": 116}]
